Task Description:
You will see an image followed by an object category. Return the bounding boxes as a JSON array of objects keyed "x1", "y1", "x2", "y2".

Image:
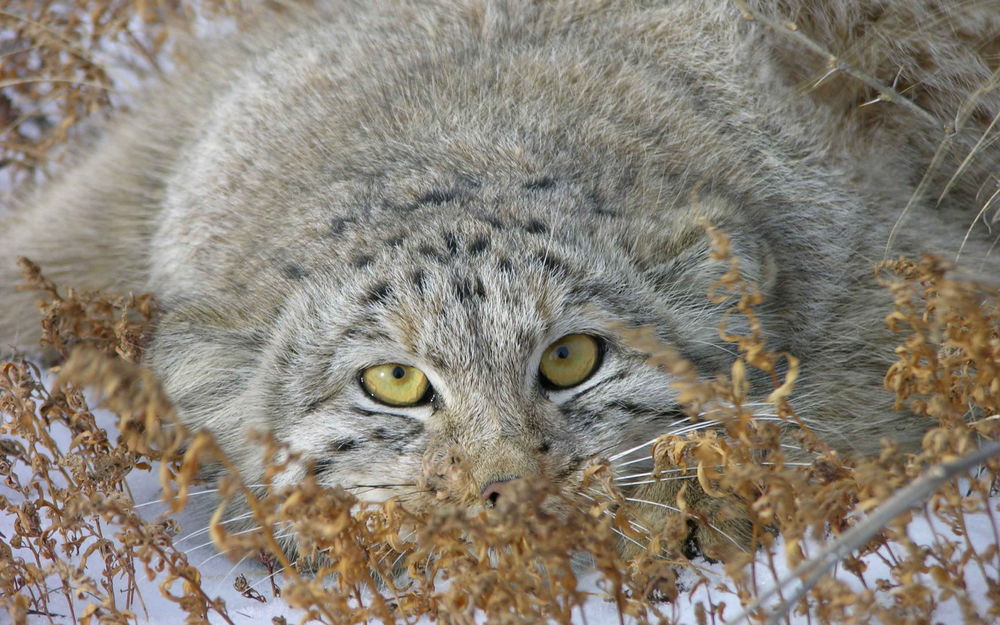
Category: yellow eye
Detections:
[
  {"x1": 539, "y1": 334, "x2": 601, "y2": 389},
  {"x1": 360, "y1": 364, "x2": 430, "y2": 406}
]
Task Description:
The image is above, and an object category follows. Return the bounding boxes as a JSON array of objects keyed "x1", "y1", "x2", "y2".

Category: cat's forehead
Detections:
[
  {"x1": 311, "y1": 208, "x2": 637, "y2": 365},
  {"x1": 358, "y1": 220, "x2": 586, "y2": 330}
]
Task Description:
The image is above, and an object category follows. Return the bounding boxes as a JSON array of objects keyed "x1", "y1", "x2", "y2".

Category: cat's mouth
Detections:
[
  {"x1": 406, "y1": 434, "x2": 754, "y2": 560},
  {"x1": 390, "y1": 443, "x2": 598, "y2": 520}
]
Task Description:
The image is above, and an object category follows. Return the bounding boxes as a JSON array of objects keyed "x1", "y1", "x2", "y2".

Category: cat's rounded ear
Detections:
[
  {"x1": 639, "y1": 221, "x2": 777, "y2": 307},
  {"x1": 624, "y1": 189, "x2": 778, "y2": 305}
]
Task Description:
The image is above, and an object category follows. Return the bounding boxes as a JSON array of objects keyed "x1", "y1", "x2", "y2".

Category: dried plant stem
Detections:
[
  {"x1": 729, "y1": 441, "x2": 1000, "y2": 625},
  {"x1": 733, "y1": 0, "x2": 941, "y2": 129}
]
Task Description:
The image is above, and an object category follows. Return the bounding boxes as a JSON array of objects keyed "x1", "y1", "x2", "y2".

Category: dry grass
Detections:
[
  {"x1": 1, "y1": 2, "x2": 999, "y2": 624},
  {"x1": 3, "y1": 237, "x2": 998, "y2": 624},
  {"x1": 0, "y1": 0, "x2": 266, "y2": 204}
]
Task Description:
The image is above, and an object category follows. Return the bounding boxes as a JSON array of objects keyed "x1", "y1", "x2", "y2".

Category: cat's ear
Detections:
[
  {"x1": 741, "y1": 0, "x2": 999, "y2": 207},
  {"x1": 641, "y1": 221, "x2": 777, "y2": 307},
  {"x1": 625, "y1": 189, "x2": 777, "y2": 304},
  {"x1": 628, "y1": 213, "x2": 784, "y2": 372}
]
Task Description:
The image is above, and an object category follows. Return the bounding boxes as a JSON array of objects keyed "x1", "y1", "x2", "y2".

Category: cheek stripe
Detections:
[{"x1": 332, "y1": 439, "x2": 360, "y2": 452}]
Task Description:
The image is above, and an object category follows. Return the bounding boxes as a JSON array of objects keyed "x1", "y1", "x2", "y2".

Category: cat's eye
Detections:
[
  {"x1": 539, "y1": 334, "x2": 601, "y2": 389},
  {"x1": 360, "y1": 364, "x2": 431, "y2": 406}
]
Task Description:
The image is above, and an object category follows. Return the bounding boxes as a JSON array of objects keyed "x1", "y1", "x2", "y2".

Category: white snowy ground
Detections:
[{"x1": 3, "y1": 392, "x2": 998, "y2": 625}]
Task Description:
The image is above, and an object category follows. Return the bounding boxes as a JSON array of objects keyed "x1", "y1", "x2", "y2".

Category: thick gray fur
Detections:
[{"x1": 1, "y1": 0, "x2": 998, "y2": 506}]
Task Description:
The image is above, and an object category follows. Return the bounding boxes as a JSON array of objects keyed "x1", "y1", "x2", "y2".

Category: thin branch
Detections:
[
  {"x1": 726, "y1": 441, "x2": 1000, "y2": 625},
  {"x1": 733, "y1": 0, "x2": 941, "y2": 129}
]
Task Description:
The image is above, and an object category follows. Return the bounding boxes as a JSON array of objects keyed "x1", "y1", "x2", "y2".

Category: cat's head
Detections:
[{"x1": 148, "y1": 177, "x2": 780, "y2": 513}]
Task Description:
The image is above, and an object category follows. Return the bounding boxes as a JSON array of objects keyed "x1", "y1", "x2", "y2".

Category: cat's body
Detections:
[{"x1": 2, "y1": 0, "x2": 998, "y2": 534}]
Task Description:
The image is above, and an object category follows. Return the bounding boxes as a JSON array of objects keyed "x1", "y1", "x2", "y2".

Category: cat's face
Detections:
[{"x1": 149, "y1": 183, "x2": 755, "y2": 508}]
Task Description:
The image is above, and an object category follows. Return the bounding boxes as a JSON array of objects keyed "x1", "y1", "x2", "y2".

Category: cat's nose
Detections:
[{"x1": 482, "y1": 476, "x2": 522, "y2": 507}]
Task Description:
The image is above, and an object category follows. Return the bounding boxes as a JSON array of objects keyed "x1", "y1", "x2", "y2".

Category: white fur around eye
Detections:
[
  {"x1": 354, "y1": 389, "x2": 435, "y2": 421},
  {"x1": 543, "y1": 352, "x2": 615, "y2": 404}
]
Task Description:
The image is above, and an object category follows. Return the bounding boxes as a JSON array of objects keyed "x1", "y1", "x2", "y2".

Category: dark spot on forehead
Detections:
[
  {"x1": 385, "y1": 234, "x2": 406, "y2": 248},
  {"x1": 365, "y1": 282, "x2": 394, "y2": 305},
  {"x1": 477, "y1": 214, "x2": 506, "y2": 230},
  {"x1": 410, "y1": 269, "x2": 427, "y2": 293},
  {"x1": 327, "y1": 217, "x2": 352, "y2": 236},
  {"x1": 523, "y1": 219, "x2": 549, "y2": 234},
  {"x1": 418, "y1": 187, "x2": 459, "y2": 205},
  {"x1": 418, "y1": 244, "x2": 447, "y2": 264},
  {"x1": 467, "y1": 235, "x2": 490, "y2": 255},
  {"x1": 341, "y1": 327, "x2": 362, "y2": 340},
  {"x1": 497, "y1": 257, "x2": 514, "y2": 273},
  {"x1": 524, "y1": 176, "x2": 556, "y2": 191},
  {"x1": 454, "y1": 276, "x2": 486, "y2": 302},
  {"x1": 443, "y1": 231, "x2": 459, "y2": 256},
  {"x1": 588, "y1": 190, "x2": 617, "y2": 217},
  {"x1": 427, "y1": 352, "x2": 449, "y2": 371},
  {"x1": 353, "y1": 254, "x2": 374, "y2": 268},
  {"x1": 273, "y1": 347, "x2": 295, "y2": 372},
  {"x1": 282, "y1": 264, "x2": 308, "y2": 280},
  {"x1": 534, "y1": 251, "x2": 568, "y2": 275}
]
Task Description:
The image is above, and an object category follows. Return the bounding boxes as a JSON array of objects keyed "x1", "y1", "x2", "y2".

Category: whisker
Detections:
[
  {"x1": 615, "y1": 475, "x2": 699, "y2": 488},
  {"x1": 688, "y1": 340, "x2": 740, "y2": 358},
  {"x1": 613, "y1": 456, "x2": 657, "y2": 470},
  {"x1": 175, "y1": 511, "x2": 255, "y2": 544},
  {"x1": 612, "y1": 468, "x2": 698, "y2": 481},
  {"x1": 579, "y1": 491, "x2": 652, "y2": 552},
  {"x1": 209, "y1": 552, "x2": 254, "y2": 597},
  {"x1": 182, "y1": 523, "x2": 288, "y2": 555},
  {"x1": 699, "y1": 402, "x2": 774, "y2": 414},
  {"x1": 378, "y1": 529, "x2": 417, "y2": 566},
  {"x1": 623, "y1": 497, "x2": 746, "y2": 552},
  {"x1": 608, "y1": 434, "x2": 674, "y2": 462},
  {"x1": 607, "y1": 404, "x2": 797, "y2": 468},
  {"x1": 611, "y1": 415, "x2": 797, "y2": 469},
  {"x1": 197, "y1": 545, "x2": 238, "y2": 570},
  {"x1": 613, "y1": 461, "x2": 813, "y2": 482},
  {"x1": 622, "y1": 496, "x2": 681, "y2": 514},
  {"x1": 665, "y1": 420, "x2": 724, "y2": 436},
  {"x1": 389, "y1": 547, "x2": 411, "y2": 571},
  {"x1": 132, "y1": 484, "x2": 270, "y2": 509},
  {"x1": 609, "y1": 526, "x2": 650, "y2": 552},
  {"x1": 247, "y1": 566, "x2": 287, "y2": 593},
  {"x1": 271, "y1": 530, "x2": 297, "y2": 542}
]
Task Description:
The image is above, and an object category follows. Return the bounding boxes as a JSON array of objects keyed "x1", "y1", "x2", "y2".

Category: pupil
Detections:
[
  {"x1": 392, "y1": 366, "x2": 406, "y2": 379},
  {"x1": 555, "y1": 346, "x2": 570, "y2": 359}
]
